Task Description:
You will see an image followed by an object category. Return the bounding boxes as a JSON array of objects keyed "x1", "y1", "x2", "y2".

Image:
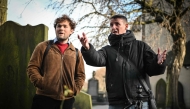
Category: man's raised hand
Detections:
[
  {"x1": 157, "y1": 48, "x2": 167, "y2": 65},
  {"x1": 78, "y1": 32, "x2": 90, "y2": 50}
]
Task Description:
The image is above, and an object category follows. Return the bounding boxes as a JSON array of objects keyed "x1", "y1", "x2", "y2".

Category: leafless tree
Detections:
[{"x1": 137, "y1": 1, "x2": 190, "y2": 109}]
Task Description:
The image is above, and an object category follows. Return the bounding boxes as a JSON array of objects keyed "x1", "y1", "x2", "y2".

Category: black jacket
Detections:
[{"x1": 81, "y1": 30, "x2": 166, "y2": 105}]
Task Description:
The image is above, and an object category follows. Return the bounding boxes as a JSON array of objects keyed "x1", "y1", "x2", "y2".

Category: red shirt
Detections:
[{"x1": 55, "y1": 42, "x2": 69, "y2": 54}]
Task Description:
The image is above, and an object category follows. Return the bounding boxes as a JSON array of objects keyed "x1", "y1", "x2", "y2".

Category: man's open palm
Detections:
[
  {"x1": 78, "y1": 32, "x2": 90, "y2": 50},
  {"x1": 157, "y1": 48, "x2": 167, "y2": 65}
]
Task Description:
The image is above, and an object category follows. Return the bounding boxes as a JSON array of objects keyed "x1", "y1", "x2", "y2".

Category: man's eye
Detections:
[{"x1": 116, "y1": 23, "x2": 119, "y2": 26}]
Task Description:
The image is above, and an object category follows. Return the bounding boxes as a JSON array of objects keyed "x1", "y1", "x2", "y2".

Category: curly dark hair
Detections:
[{"x1": 54, "y1": 14, "x2": 76, "y2": 30}]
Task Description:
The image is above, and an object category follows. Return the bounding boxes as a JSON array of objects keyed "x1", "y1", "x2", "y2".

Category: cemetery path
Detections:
[{"x1": 93, "y1": 105, "x2": 109, "y2": 109}]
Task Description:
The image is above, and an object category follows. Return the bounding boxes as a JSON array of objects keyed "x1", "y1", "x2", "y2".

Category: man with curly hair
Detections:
[{"x1": 27, "y1": 14, "x2": 85, "y2": 109}]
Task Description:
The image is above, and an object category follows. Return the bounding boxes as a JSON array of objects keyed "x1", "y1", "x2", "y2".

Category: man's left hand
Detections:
[{"x1": 157, "y1": 48, "x2": 167, "y2": 65}]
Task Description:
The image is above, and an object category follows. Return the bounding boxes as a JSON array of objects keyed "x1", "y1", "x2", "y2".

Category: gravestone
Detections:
[
  {"x1": 0, "y1": 21, "x2": 48, "y2": 109},
  {"x1": 87, "y1": 71, "x2": 99, "y2": 102},
  {"x1": 156, "y1": 79, "x2": 186, "y2": 109},
  {"x1": 183, "y1": 41, "x2": 190, "y2": 67},
  {"x1": 73, "y1": 91, "x2": 92, "y2": 109},
  {"x1": 156, "y1": 79, "x2": 166, "y2": 108},
  {"x1": 178, "y1": 82, "x2": 186, "y2": 109}
]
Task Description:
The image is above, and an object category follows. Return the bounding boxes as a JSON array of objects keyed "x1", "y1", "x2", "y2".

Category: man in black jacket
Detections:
[{"x1": 78, "y1": 15, "x2": 166, "y2": 109}]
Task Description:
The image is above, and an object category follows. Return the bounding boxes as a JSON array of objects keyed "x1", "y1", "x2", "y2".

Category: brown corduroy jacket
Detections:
[{"x1": 27, "y1": 40, "x2": 85, "y2": 100}]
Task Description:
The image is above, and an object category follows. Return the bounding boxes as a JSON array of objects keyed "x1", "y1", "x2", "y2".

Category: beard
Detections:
[{"x1": 57, "y1": 37, "x2": 69, "y2": 42}]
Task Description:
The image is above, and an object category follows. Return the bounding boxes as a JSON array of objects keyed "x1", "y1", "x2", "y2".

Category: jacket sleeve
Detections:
[
  {"x1": 143, "y1": 43, "x2": 166, "y2": 76},
  {"x1": 74, "y1": 50, "x2": 85, "y2": 95},
  {"x1": 81, "y1": 43, "x2": 107, "y2": 67},
  {"x1": 26, "y1": 42, "x2": 44, "y2": 89}
]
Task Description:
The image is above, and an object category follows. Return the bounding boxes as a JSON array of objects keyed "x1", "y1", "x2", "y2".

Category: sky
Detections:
[{"x1": 7, "y1": 0, "x2": 101, "y2": 81}]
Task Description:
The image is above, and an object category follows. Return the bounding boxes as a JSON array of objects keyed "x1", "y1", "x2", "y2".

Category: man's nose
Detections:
[{"x1": 60, "y1": 26, "x2": 64, "y2": 29}]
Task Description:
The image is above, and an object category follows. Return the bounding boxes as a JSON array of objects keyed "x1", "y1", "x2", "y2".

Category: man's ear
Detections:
[
  {"x1": 71, "y1": 29, "x2": 74, "y2": 34},
  {"x1": 69, "y1": 29, "x2": 74, "y2": 37},
  {"x1": 72, "y1": 29, "x2": 74, "y2": 33},
  {"x1": 125, "y1": 23, "x2": 128, "y2": 30}
]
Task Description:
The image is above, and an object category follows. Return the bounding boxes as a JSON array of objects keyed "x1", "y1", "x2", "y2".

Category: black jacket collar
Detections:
[{"x1": 108, "y1": 30, "x2": 136, "y2": 46}]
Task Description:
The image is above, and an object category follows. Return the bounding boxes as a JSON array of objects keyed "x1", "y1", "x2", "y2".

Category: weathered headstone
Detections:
[
  {"x1": 0, "y1": 21, "x2": 48, "y2": 109},
  {"x1": 178, "y1": 82, "x2": 186, "y2": 109},
  {"x1": 156, "y1": 79, "x2": 166, "y2": 108},
  {"x1": 156, "y1": 79, "x2": 186, "y2": 108},
  {"x1": 87, "y1": 71, "x2": 99, "y2": 102},
  {"x1": 73, "y1": 91, "x2": 92, "y2": 109}
]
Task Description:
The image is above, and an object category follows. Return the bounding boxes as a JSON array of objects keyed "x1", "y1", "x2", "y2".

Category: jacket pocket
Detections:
[
  {"x1": 73, "y1": 83, "x2": 78, "y2": 96},
  {"x1": 35, "y1": 77, "x2": 44, "y2": 90}
]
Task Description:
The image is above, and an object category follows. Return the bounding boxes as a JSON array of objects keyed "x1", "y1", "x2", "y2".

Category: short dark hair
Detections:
[
  {"x1": 54, "y1": 14, "x2": 76, "y2": 30},
  {"x1": 110, "y1": 14, "x2": 128, "y2": 23}
]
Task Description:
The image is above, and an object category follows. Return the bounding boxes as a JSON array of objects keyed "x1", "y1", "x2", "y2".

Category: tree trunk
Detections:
[
  {"x1": 0, "y1": 0, "x2": 8, "y2": 25},
  {"x1": 165, "y1": 21, "x2": 186, "y2": 109}
]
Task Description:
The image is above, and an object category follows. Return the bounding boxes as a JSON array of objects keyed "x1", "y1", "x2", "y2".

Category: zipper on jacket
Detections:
[
  {"x1": 51, "y1": 45, "x2": 65, "y2": 99},
  {"x1": 122, "y1": 60, "x2": 133, "y2": 106},
  {"x1": 59, "y1": 54, "x2": 64, "y2": 99}
]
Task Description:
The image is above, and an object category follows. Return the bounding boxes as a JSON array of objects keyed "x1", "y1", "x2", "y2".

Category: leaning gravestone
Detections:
[
  {"x1": 73, "y1": 91, "x2": 92, "y2": 109},
  {"x1": 0, "y1": 21, "x2": 48, "y2": 109}
]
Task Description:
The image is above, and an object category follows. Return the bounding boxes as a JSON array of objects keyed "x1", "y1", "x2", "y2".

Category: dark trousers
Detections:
[
  {"x1": 61, "y1": 97, "x2": 75, "y2": 109},
  {"x1": 31, "y1": 94, "x2": 75, "y2": 109}
]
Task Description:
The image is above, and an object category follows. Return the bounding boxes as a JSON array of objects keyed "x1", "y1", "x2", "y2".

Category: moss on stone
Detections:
[{"x1": 0, "y1": 21, "x2": 48, "y2": 109}]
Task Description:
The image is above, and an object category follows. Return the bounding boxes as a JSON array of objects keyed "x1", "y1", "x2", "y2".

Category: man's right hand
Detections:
[{"x1": 78, "y1": 32, "x2": 90, "y2": 50}]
